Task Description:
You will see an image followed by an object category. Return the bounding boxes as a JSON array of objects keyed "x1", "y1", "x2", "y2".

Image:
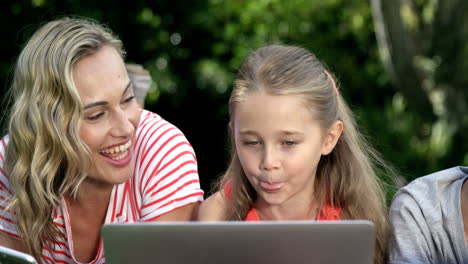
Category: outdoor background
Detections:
[{"x1": 0, "y1": 0, "x2": 467, "y2": 197}]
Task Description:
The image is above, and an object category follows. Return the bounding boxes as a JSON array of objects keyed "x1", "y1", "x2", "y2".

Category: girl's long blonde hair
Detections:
[
  {"x1": 4, "y1": 17, "x2": 123, "y2": 260},
  {"x1": 217, "y1": 45, "x2": 392, "y2": 264}
]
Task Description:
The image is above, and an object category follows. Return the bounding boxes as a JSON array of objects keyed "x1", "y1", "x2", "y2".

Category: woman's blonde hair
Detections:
[
  {"x1": 4, "y1": 17, "x2": 123, "y2": 260},
  {"x1": 217, "y1": 44, "x2": 392, "y2": 264}
]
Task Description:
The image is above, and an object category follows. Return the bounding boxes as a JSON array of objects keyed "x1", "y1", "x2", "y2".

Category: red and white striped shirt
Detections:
[{"x1": 0, "y1": 110, "x2": 204, "y2": 263}]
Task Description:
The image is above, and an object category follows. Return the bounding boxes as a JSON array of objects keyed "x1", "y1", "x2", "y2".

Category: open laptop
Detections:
[
  {"x1": 101, "y1": 221, "x2": 375, "y2": 264},
  {"x1": 0, "y1": 246, "x2": 38, "y2": 264}
]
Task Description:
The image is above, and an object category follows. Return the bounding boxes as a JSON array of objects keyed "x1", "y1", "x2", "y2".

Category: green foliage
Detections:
[
  {"x1": 0, "y1": 0, "x2": 465, "y2": 194},
  {"x1": 371, "y1": 0, "x2": 468, "y2": 183}
]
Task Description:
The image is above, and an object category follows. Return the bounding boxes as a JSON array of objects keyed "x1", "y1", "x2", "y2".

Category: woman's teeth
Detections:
[{"x1": 99, "y1": 140, "x2": 132, "y2": 155}]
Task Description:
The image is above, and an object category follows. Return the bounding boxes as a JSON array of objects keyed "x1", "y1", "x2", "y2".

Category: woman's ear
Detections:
[{"x1": 321, "y1": 120, "x2": 343, "y2": 155}]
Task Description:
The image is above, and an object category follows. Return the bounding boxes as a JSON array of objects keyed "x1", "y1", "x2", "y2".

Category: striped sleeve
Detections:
[
  {"x1": 134, "y1": 111, "x2": 204, "y2": 221},
  {"x1": 0, "y1": 136, "x2": 20, "y2": 239}
]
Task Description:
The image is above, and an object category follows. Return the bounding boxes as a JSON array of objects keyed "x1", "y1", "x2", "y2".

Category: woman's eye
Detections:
[
  {"x1": 123, "y1": 96, "x2": 135, "y2": 103},
  {"x1": 87, "y1": 112, "x2": 104, "y2": 121}
]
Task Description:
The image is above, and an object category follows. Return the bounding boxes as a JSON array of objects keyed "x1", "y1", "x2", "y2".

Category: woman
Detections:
[{"x1": 0, "y1": 17, "x2": 203, "y2": 263}]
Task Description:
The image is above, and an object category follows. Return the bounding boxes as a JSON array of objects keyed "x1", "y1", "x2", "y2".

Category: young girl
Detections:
[{"x1": 198, "y1": 44, "x2": 391, "y2": 264}]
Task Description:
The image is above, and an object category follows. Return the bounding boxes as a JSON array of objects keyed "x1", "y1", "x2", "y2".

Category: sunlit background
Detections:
[{"x1": 1, "y1": 0, "x2": 467, "y2": 198}]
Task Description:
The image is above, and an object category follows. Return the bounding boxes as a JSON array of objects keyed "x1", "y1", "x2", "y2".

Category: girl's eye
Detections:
[
  {"x1": 282, "y1": 140, "x2": 297, "y2": 146},
  {"x1": 244, "y1": 141, "x2": 260, "y2": 146},
  {"x1": 123, "y1": 96, "x2": 135, "y2": 103},
  {"x1": 87, "y1": 112, "x2": 104, "y2": 121}
]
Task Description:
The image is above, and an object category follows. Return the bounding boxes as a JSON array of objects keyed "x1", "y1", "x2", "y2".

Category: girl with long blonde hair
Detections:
[
  {"x1": 199, "y1": 44, "x2": 392, "y2": 264},
  {"x1": 0, "y1": 17, "x2": 203, "y2": 263}
]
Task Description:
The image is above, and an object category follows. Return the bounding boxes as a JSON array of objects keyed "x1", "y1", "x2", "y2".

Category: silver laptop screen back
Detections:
[{"x1": 102, "y1": 221, "x2": 374, "y2": 264}]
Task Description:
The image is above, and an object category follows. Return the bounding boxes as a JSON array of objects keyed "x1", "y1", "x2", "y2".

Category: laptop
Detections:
[
  {"x1": 102, "y1": 220, "x2": 375, "y2": 264},
  {"x1": 0, "y1": 246, "x2": 38, "y2": 264}
]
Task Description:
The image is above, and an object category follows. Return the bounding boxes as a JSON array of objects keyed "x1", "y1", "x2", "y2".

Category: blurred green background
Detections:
[{"x1": 1, "y1": 0, "x2": 467, "y2": 196}]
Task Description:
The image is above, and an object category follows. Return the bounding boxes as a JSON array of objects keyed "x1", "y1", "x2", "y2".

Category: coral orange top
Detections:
[{"x1": 224, "y1": 180, "x2": 341, "y2": 221}]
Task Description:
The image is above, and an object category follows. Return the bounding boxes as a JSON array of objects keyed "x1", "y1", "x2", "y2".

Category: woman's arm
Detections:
[
  {"x1": 135, "y1": 111, "x2": 204, "y2": 222},
  {"x1": 0, "y1": 233, "x2": 26, "y2": 253},
  {"x1": 156, "y1": 202, "x2": 200, "y2": 221},
  {"x1": 198, "y1": 192, "x2": 227, "y2": 221}
]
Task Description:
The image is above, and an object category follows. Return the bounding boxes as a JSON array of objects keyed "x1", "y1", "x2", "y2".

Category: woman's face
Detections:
[{"x1": 73, "y1": 45, "x2": 141, "y2": 186}]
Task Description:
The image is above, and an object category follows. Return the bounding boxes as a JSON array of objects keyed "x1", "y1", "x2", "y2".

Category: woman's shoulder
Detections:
[
  {"x1": 138, "y1": 109, "x2": 163, "y2": 128},
  {"x1": 198, "y1": 192, "x2": 227, "y2": 221},
  {"x1": 0, "y1": 136, "x2": 9, "y2": 178},
  {"x1": 0, "y1": 135, "x2": 9, "y2": 154},
  {"x1": 136, "y1": 110, "x2": 188, "y2": 141}
]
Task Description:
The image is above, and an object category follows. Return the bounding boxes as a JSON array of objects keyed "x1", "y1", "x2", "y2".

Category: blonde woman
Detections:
[
  {"x1": 199, "y1": 45, "x2": 392, "y2": 264},
  {"x1": 0, "y1": 18, "x2": 204, "y2": 263}
]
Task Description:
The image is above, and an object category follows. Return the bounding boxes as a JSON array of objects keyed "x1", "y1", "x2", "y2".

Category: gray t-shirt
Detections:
[{"x1": 389, "y1": 166, "x2": 468, "y2": 263}]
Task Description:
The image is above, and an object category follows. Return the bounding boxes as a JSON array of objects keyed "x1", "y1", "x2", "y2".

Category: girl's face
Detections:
[
  {"x1": 73, "y1": 45, "x2": 141, "y2": 187},
  {"x1": 233, "y1": 92, "x2": 341, "y2": 209}
]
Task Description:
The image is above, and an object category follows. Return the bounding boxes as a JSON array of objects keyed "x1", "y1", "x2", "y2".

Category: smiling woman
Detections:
[
  {"x1": 0, "y1": 17, "x2": 204, "y2": 263},
  {"x1": 74, "y1": 45, "x2": 141, "y2": 186}
]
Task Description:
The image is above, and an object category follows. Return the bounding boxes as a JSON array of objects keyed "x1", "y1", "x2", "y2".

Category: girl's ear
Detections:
[
  {"x1": 228, "y1": 121, "x2": 236, "y2": 145},
  {"x1": 228, "y1": 121, "x2": 234, "y2": 138},
  {"x1": 321, "y1": 120, "x2": 343, "y2": 155},
  {"x1": 228, "y1": 121, "x2": 233, "y2": 134}
]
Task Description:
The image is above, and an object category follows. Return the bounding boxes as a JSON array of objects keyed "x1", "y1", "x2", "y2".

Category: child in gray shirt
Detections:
[{"x1": 389, "y1": 166, "x2": 468, "y2": 263}]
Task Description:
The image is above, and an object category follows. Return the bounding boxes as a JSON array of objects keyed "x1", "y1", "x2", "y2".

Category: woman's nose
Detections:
[{"x1": 110, "y1": 110, "x2": 134, "y2": 138}]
